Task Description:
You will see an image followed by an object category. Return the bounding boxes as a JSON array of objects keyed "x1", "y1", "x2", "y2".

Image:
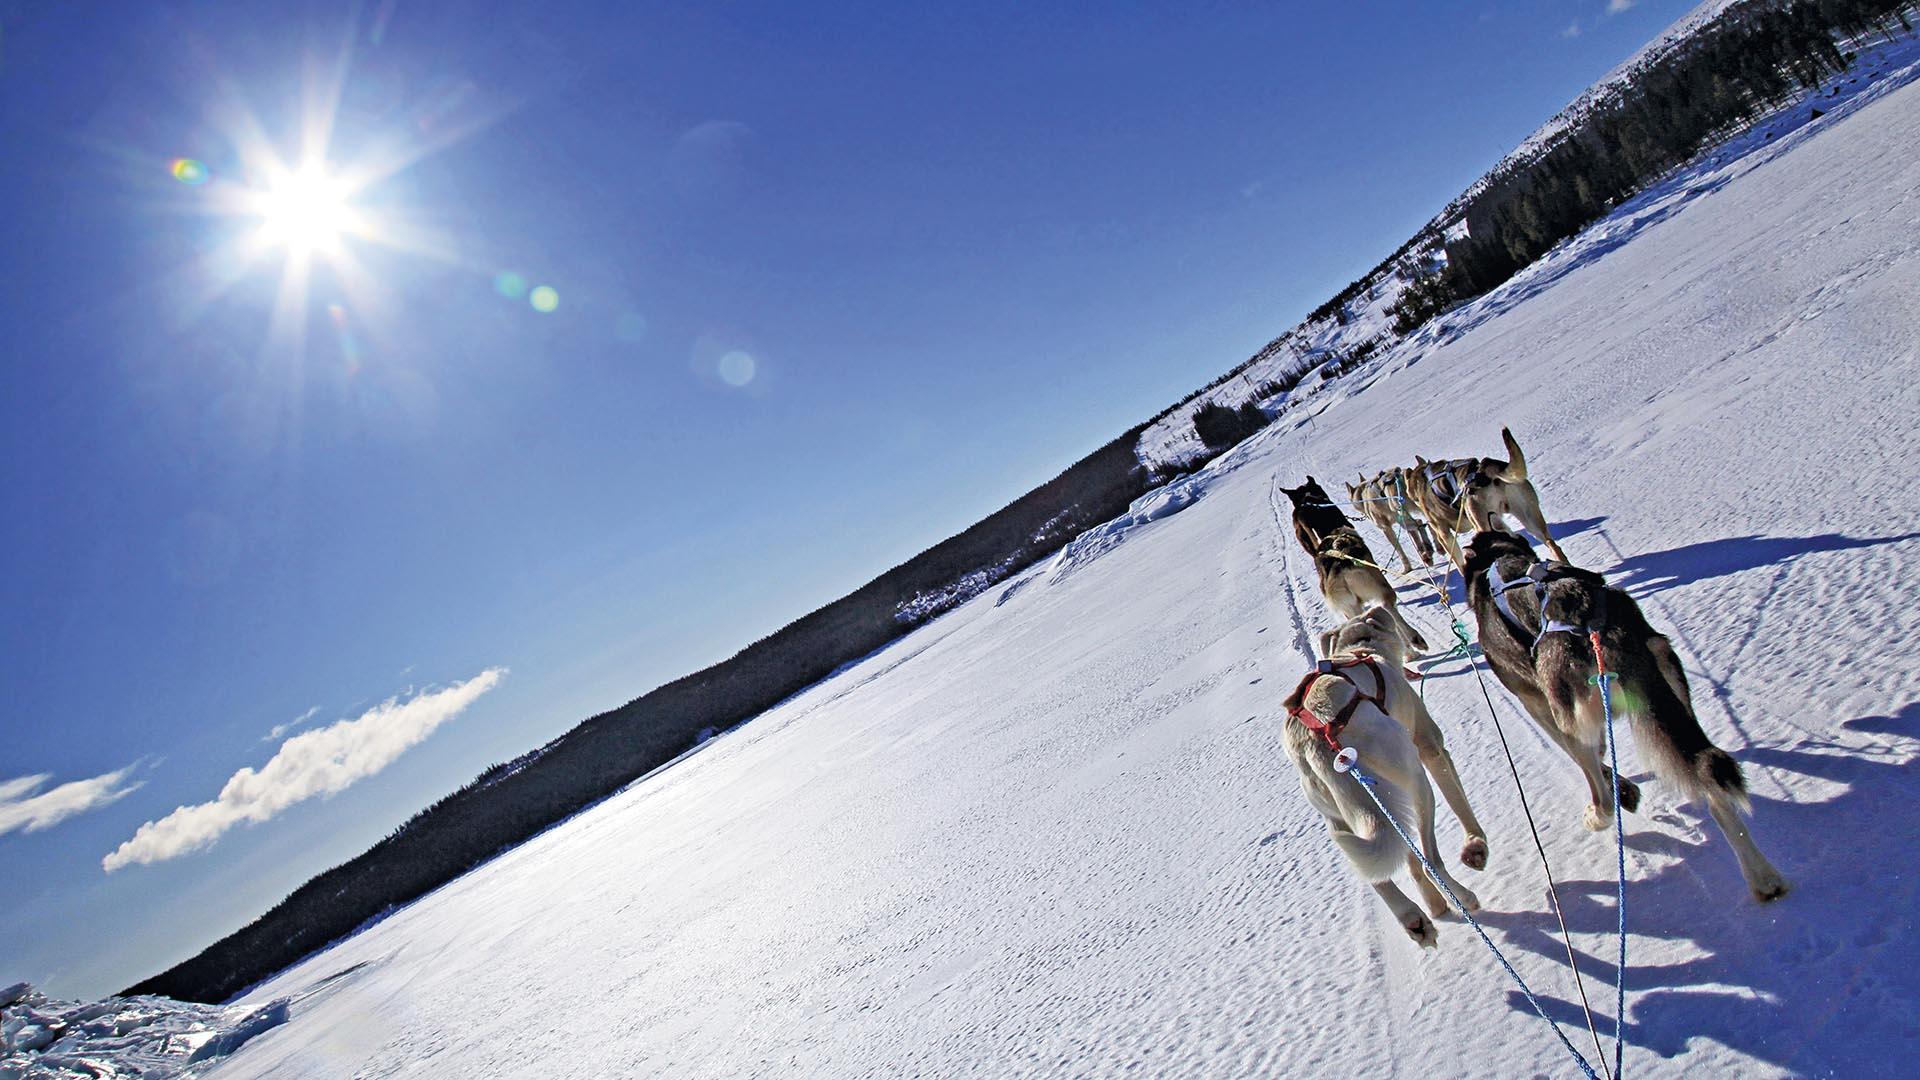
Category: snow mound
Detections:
[
  {"x1": 1045, "y1": 451, "x2": 1221, "y2": 585},
  {"x1": 0, "y1": 984, "x2": 287, "y2": 1079}
]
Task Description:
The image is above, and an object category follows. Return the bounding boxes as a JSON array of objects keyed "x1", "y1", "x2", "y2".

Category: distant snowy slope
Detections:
[
  {"x1": 123, "y1": 35, "x2": 1920, "y2": 1080},
  {"x1": 1135, "y1": 0, "x2": 1767, "y2": 473},
  {"x1": 1491, "y1": 1, "x2": 1744, "y2": 192}
]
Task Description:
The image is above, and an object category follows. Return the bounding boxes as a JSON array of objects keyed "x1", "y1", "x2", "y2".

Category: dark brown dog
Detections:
[
  {"x1": 1462, "y1": 530, "x2": 1789, "y2": 902},
  {"x1": 1280, "y1": 477, "x2": 1358, "y2": 558}
]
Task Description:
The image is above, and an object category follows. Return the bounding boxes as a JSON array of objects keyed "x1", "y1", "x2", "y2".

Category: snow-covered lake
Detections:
[{"x1": 13, "y1": 27, "x2": 1920, "y2": 1080}]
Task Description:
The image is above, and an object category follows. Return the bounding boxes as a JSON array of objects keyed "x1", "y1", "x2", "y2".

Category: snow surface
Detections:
[{"x1": 21, "y1": 28, "x2": 1920, "y2": 1080}]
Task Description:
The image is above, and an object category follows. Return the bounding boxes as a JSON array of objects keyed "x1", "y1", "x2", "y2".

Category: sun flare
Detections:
[{"x1": 166, "y1": 45, "x2": 505, "y2": 366}]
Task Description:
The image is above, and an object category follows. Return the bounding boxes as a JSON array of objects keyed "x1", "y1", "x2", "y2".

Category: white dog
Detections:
[{"x1": 1281, "y1": 607, "x2": 1487, "y2": 945}]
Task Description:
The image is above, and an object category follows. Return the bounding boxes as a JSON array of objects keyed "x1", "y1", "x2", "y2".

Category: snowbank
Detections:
[{"x1": 0, "y1": 984, "x2": 286, "y2": 1079}]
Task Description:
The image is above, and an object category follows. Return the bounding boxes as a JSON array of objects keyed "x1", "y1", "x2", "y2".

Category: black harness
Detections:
[{"x1": 1484, "y1": 557, "x2": 1608, "y2": 652}]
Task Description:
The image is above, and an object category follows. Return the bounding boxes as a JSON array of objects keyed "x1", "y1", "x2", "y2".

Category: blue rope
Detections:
[
  {"x1": 1343, "y1": 759, "x2": 1602, "y2": 1080},
  {"x1": 1592, "y1": 661, "x2": 1628, "y2": 1079}
]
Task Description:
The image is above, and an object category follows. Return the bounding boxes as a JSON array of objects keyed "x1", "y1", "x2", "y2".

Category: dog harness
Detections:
[
  {"x1": 1484, "y1": 558, "x2": 1606, "y2": 650},
  {"x1": 1423, "y1": 460, "x2": 1482, "y2": 509},
  {"x1": 1287, "y1": 653, "x2": 1388, "y2": 752}
]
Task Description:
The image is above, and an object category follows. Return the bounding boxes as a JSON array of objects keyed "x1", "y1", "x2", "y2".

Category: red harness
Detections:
[{"x1": 1287, "y1": 653, "x2": 1389, "y2": 752}]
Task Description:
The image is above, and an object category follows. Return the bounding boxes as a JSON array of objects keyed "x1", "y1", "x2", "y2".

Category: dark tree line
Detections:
[
  {"x1": 1186, "y1": 335, "x2": 1384, "y2": 451},
  {"x1": 1393, "y1": 0, "x2": 1913, "y2": 329},
  {"x1": 126, "y1": 428, "x2": 1150, "y2": 1003},
  {"x1": 1192, "y1": 400, "x2": 1272, "y2": 450}
]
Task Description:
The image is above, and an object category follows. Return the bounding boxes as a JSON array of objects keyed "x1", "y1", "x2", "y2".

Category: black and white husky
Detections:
[{"x1": 1462, "y1": 529, "x2": 1790, "y2": 902}]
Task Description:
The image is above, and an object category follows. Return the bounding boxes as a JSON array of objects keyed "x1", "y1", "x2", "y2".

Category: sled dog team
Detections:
[{"x1": 1276, "y1": 430, "x2": 1789, "y2": 948}]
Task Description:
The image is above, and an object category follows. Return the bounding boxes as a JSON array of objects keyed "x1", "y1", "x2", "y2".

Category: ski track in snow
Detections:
[{"x1": 18, "y1": 31, "x2": 1920, "y2": 1080}]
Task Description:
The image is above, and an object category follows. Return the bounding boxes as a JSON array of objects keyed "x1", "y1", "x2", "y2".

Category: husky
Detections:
[
  {"x1": 1279, "y1": 476, "x2": 1354, "y2": 558},
  {"x1": 1411, "y1": 428, "x2": 1568, "y2": 573},
  {"x1": 1281, "y1": 608, "x2": 1490, "y2": 946},
  {"x1": 1313, "y1": 527, "x2": 1431, "y2": 655},
  {"x1": 1379, "y1": 467, "x2": 1439, "y2": 567},
  {"x1": 1462, "y1": 530, "x2": 1789, "y2": 902},
  {"x1": 1345, "y1": 471, "x2": 1435, "y2": 572}
]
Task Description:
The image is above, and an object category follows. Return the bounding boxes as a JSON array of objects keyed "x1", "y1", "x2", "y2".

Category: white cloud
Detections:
[
  {"x1": 263, "y1": 705, "x2": 322, "y2": 742},
  {"x1": 0, "y1": 767, "x2": 142, "y2": 836},
  {"x1": 104, "y1": 668, "x2": 504, "y2": 872},
  {"x1": 1607, "y1": 0, "x2": 1637, "y2": 13},
  {"x1": 1562, "y1": 20, "x2": 1584, "y2": 38}
]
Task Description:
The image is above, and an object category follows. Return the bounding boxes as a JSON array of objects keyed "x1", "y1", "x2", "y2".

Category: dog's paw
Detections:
[
  {"x1": 1603, "y1": 767, "x2": 1642, "y2": 814},
  {"x1": 1450, "y1": 885, "x2": 1482, "y2": 914},
  {"x1": 1403, "y1": 911, "x2": 1438, "y2": 948},
  {"x1": 1751, "y1": 874, "x2": 1791, "y2": 904},
  {"x1": 1460, "y1": 836, "x2": 1488, "y2": 871},
  {"x1": 1618, "y1": 778, "x2": 1641, "y2": 814},
  {"x1": 1583, "y1": 804, "x2": 1612, "y2": 832}
]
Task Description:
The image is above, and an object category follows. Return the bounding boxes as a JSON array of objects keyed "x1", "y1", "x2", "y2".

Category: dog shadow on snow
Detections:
[
  {"x1": 1468, "y1": 701, "x2": 1920, "y2": 1075},
  {"x1": 1603, "y1": 531, "x2": 1920, "y2": 596}
]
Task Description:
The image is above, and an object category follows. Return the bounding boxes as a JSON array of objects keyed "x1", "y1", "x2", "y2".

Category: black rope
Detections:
[{"x1": 1466, "y1": 656, "x2": 1614, "y2": 1080}]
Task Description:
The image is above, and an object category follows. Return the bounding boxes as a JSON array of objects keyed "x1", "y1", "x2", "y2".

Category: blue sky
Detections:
[{"x1": 0, "y1": 0, "x2": 1700, "y2": 998}]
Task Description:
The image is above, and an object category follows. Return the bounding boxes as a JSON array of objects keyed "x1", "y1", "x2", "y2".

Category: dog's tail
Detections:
[
  {"x1": 1593, "y1": 589, "x2": 1788, "y2": 901},
  {"x1": 1600, "y1": 604, "x2": 1753, "y2": 816},
  {"x1": 1490, "y1": 427, "x2": 1528, "y2": 482}
]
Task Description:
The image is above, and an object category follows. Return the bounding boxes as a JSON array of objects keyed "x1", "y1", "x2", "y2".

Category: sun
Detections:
[
  {"x1": 165, "y1": 39, "x2": 505, "y2": 365},
  {"x1": 249, "y1": 165, "x2": 359, "y2": 256}
]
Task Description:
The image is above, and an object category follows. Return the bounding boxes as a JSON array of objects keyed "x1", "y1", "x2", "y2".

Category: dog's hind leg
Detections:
[
  {"x1": 1411, "y1": 775, "x2": 1480, "y2": 915},
  {"x1": 1373, "y1": 878, "x2": 1439, "y2": 948},
  {"x1": 1432, "y1": 521, "x2": 1468, "y2": 577},
  {"x1": 1326, "y1": 816, "x2": 1438, "y2": 945},
  {"x1": 1703, "y1": 791, "x2": 1790, "y2": 902},
  {"x1": 1403, "y1": 515, "x2": 1436, "y2": 567},
  {"x1": 1385, "y1": 523, "x2": 1414, "y2": 573},
  {"x1": 1405, "y1": 848, "x2": 1449, "y2": 919},
  {"x1": 1642, "y1": 636, "x2": 1789, "y2": 902},
  {"x1": 1508, "y1": 486, "x2": 1568, "y2": 563},
  {"x1": 1531, "y1": 674, "x2": 1641, "y2": 813},
  {"x1": 1406, "y1": 698, "x2": 1489, "y2": 870},
  {"x1": 1540, "y1": 689, "x2": 1625, "y2": 831}
]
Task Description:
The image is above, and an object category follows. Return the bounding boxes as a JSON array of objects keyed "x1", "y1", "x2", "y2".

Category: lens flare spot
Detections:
[
  {"x1": 615, "y1": 311, "x2": 648, "y2": 343},
  {"x1": 171, "y1": 158, "x2": 210, "y2": 185},
  {"x1": 493, "y1": 272, "x2": 527, "y2": 299},
  {"x1": 529, "y1": 285, "x2": 559, "y2": 313},
  {"x1": 719, "y1": 350, "x2": 756, "y2": 386}
]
